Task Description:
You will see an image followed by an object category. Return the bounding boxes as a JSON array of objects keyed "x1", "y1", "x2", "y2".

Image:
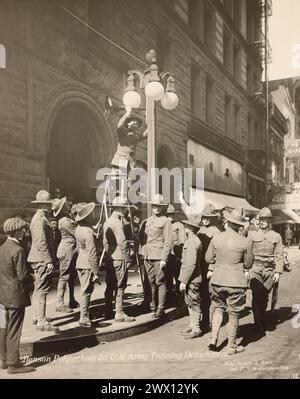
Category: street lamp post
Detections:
[{"x1": 122, "y1": 49, "x2": 179, "y2": 217}]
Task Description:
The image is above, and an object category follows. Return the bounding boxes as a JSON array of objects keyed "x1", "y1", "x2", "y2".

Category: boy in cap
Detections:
[
  {"x1": 28, "y1": 190, "x2": 59, "y2": 332},
  {"x1": 0, "y1": 217, "x2": 35, "y2": 374},
  {"x1": 75, "y1": 202, "x2": 99, "y2": 327},
  {"x1": 178, "y1": 215, "x2": 203, "y2": 339},
  {"x1": 206, "y1": 208, "x2": 253, "y2": 355},
  {"x1": 103, "y1": 196, "x2": 135, "y2": 322}
]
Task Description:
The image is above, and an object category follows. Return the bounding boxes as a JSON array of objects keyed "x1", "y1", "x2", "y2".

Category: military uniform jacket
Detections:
[
  {"x1": 111, "y1": 126, "x2": 145, "y2": 166},
  {"x1": 171, "y1": 221, "x2": 185, "y2": 257},
  {"x1": 0, "y1": 239, "x2": 31, "y2": 308},
  {"x1": 198, "y1": 225, "x2": 221, "y2": 276},
  {"x1": 141, "y1": 215, "x2": 173, "y2": 262},
  {"x1": 103, "y1": 213, "x2": 131, "y2": 262},
  {"x1": 248, "y1": 228, "x2": 284, "y2": 273},
  {"x1": 27, "y1": 209, "x2": 56, "y2": 265},
  {"x1": 57, "y1": 217, "x2": 77, "y2": 258},
  {"x1": 75, "y1": 224, "x2": 99, "y2": 275},
  {"x1": 179, "y1": 234, "x2": 202, "y2": 285},
  {"x1": 205, "y1": 227, "x2": 253, "y2": 288}
]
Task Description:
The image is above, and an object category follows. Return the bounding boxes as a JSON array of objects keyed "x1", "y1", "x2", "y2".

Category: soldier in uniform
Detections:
[
  {"x1": 178, "y1": 215, "x2": 203, "y2": 339},
  {"x1": 206, "y1": 208, "x2": 253, "y2": 355},
  {"x1": 52, "y1": 197, "x2": 78, "y2": 313},
  {"x1": 165, "y1": 204, "x2": 185, "y2": 305},
  {"x1": 111, "y1": 110, "x2": 147, "y2": 176},
  {"x1": 75, "y1": 202, "x2": 99, "y2": 327},
  {"x1": 103, "y1": 197, "x2": 135, "y2": 322},
  {"x1": 28, "y1": 190, "x2": 59, "y2": 332},
  {"x1": 140, "y1": 194, "x2": 173, "y2": 318},
  {"x1": 198, "y1": 204, "x2": 222, "y2": 333},
  {"x1": 248, "y1": 207, "x2": 283, "y2": 332}
]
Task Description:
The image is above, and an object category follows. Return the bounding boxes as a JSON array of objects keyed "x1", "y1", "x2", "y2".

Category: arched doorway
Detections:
[{"x1": 46, "y1": 102, "x2": 113, "y2": 203}]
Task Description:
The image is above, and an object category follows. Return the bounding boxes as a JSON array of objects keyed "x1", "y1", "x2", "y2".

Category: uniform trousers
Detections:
[
  {"x1": 144, "y1": 260, "x2": 167, "y2": 311},
  {"x1": 105, "y1": 260, "x2": 128, "y2": 316},
  {"x1": 31, "y1": 262, "x2": 52, "y2": 323},
  {"x1": 185, "y1": 283, "x2": 202, "y2": 333},
  {"x1": 77, "y1": 269, "x2": 94, "y2": 320}
]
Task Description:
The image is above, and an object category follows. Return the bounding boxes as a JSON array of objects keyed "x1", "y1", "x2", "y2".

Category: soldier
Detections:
[
  {"x1": 28, "y1": 190, "x2": 59, "y2": 332},
  {"x1": 178, "y1": 215, "x2": 203, "y2": 339},
  {"x1": 103, "y1": 197, "x2": 135, "y2": 322},
  {"x1": 0, "y1": 217, "x2": 35, "y2": 374},
  {"x1": 75, "y1": 202, "x2": 99, "y2": 327},
  {"x1": 111, "y1": 110, "x2": 147, "y2": 176},
  {"x1": 165, "y1": 204, "x2": 185, "y2": 305},
  {"x1": 52, "y1": 197, "x2": 78, "y2": 313},
  {"x1": 140, "y1": 194, "x2": 173, "y2": 318},
  {"x1": 206, "y1": 208, "x2": 253, "y2": 355},
  {"x1": 198, "y1": 204, "x2": 222, "y2": 333},
  {"x1": 248, "y1": 207, "x2": 283, "y2": 332}
]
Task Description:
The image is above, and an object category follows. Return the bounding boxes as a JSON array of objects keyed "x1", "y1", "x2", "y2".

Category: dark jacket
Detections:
[{"x1": 0, "y1": 239, "x2": 31, "y2": 308}]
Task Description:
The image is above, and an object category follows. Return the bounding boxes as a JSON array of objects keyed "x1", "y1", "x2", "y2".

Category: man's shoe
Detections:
[
  {"x1": 114, "y1": 314, "x2": 136, "y2": 323},
  {"x1": 7, "y1": 365, "x2": 35, "y2": 374},
  {"x1": 0, "y1": 360, "x2": 8, "y2": 370},
  {"x1": 183, "y1": 331, "x2": 202, "y2": 339},
  {"x1": 36, "y1": 322, "x2": 60, "y2": 333},
  {"x1": 227, "y1": 346, "x2": 245, "y2": 355},
  {"x1": 79, "y1": 318, "x2": 92, "y2": 328},
  {"x1": 152, "y1": 310, "x2": 166, "y2": 319},
  {"x1": 208, "y1": 341, "x2": 218, "y2": 352},
  {"x1": 56, "y1": 304, "x2": 73, "y2": 313},
  {"x1": 33, "y1": 317, "x2": 52, "y2": 325}
]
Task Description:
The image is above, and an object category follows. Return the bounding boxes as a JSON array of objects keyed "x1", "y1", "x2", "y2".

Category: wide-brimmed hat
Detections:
[
  {"x1": 202, "y1": 203, "x2": 218, "y2": 218},
  {"x1": 150, "y1": 194, "x2": 168, "y2": 206},
  {"x1": 224, "y1": 208, "x2": 246, "y2": 226},
  {"x1": 259, "y1": 207, "x2": 272, "y2": 219},
  {"x1": 75, "y1": 202, "x2": 96, "y2": 222},
  {"x1": 182, "y1": 214, "x2": 202, "y2": 229},
  {"x1": 166, "y1": 204, "x2": 180, "y2": 214},
  {"x1": 52, "y1": 197, "x2": 68, "y2": 217},
  {"x1": 31, "y1": 190, "x2": 52, "y2": 204},
  {"x1": 3, "y1": 217, "x2": 28, "y2": 234},
  {"x1": 108, "y1": 196, "x2": 131, "y2": 208}
]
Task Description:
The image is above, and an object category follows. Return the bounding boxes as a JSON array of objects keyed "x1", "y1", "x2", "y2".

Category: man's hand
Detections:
[
  {"x1": 46, "y1": 263, "x2": 54, "y2": 275},
  {"x1": 160, "y1": 261, "x2": 167, "y2": 270},
  {"x1": 179, "y1": 282, "x2": 186, "y2": 292},
  {"x1": 207, "y1": 270, "x2": 213, "y2": 280},
  {"x1": 244, "y1": 271, "x2": 250, "y2": 280},
  {"x1": 273, "y1": 272, "x2": 280, "y2": 283},
  {"x1": 126, "y1": 262, "x2": 132, "y2": 269}
]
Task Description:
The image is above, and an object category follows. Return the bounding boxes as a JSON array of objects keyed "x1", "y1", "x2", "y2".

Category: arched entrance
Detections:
[{"x1": 46, "y1": 101, "x2": 114, "y2": 203}]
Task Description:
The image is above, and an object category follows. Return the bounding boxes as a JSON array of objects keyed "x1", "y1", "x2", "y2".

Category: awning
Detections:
[
  {"x1": 190, "y1": 189, "x2": 259, "y2": 213},
  {"x1": 272, "y1": 208, "x2": 300, "y2": 224},
  {"x1": 203, "y1": 191, "x2": 259, "y2": 212}
]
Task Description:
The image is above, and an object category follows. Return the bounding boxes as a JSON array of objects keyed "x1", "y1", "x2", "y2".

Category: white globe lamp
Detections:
[
  {"x1": 123, "y1": 90, "x2": 141, "y2": 109},
  {"x1": 161, "y1": 92, "x2": 179, "y2": 110},
  {"x1": 145, "y1": 81, "x2": 165, "y2": 101}
]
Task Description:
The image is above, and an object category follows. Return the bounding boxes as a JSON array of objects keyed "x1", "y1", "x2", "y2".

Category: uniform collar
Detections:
[{"x1": 7, "y1": 237, "x2": 20, "y2": 245}]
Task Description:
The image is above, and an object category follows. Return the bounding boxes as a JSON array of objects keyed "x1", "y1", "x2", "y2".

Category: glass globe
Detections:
[
  {"x1": 145, "y1": 81, "x2": 165, "y2": 101},
  {"x1": 123, "y1": 91, "x2": 141, "y2": 109},
  {"x1": 160, "y1": 92, "x2": 179, "y2": 110}
]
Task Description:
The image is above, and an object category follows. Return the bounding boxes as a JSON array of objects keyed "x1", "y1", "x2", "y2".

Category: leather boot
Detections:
[
  {"x1": 79, "y1": 295, "x2": 92, "y2": 327},
  {"x1": 208, "y1": 308, "x2": 224, "y2": 351},
  {"x1": 227, "y1": 314, "x2": 244, "y2": 355},
  {"x1": 56, "y1": 280, "x2": 73, "y2": 313},
  {"x1": 252, "y1": 303, "x2": 265, "y2": 332}
]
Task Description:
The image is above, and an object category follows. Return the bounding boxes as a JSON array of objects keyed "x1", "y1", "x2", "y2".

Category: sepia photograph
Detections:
[{"x1": 0, "y1": 0, "x2": 300, "y2": 386}]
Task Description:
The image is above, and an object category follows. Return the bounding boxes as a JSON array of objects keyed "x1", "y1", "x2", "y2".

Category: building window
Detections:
[
  {"x1": 156, "y1": 33, "x2": 172, "y2": 72},
  {"x1": 223, "y1": 28, "x2": 232, "y2": 73},
  {"x1": 0, "y1": 44, "x2": 6, "y2": 68},
  {"x1": 191, "y1": 64, "x2": 201, "y2": 118},
  {"x1": 188, "y1": 0, "x2": 202, "y2": 39},
  {"x1": 189, "y1": 154, "x2": 195, "y2": 166},
  {"x1": 247, "y1": 63, "x2": 254, "y2": 93},
  {"x1": 233, "y1": 42, "x2": 241, "y2": 84},
  {"x1": 205, "y1": 77, "x2": 214, "y2": 124},
  {"x1": 203, "y1": 3, "x2": 215, "y2": 52},
  {"x1": 225, "y1": 95, "x2": 232, "y2": 137},
  {"x1": 234, "y1": 103, "x2": 240, "y2": 141}
]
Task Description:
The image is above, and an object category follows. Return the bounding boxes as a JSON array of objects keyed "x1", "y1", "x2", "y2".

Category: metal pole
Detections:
[
  {"x1": 146, "y1": 96, "x2": 156, "y2": 217},
  {"x1": 265, "y1": 0, "x2": 269, "y2": 207}
]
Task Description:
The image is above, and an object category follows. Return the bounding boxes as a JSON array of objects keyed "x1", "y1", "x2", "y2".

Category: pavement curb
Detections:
[{"x1": 20, "y1": 307, "x2": 186, "y2": 359}]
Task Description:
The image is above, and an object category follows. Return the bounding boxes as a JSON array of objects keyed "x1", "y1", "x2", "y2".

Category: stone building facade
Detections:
[{"x1": 0, "y1": 0, "x2": 265, "y2": 223}]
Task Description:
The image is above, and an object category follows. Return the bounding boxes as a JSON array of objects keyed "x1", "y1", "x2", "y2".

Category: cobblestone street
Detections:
[{"x1": 2, "y1": 248, "x2": 299, "y2": 380}]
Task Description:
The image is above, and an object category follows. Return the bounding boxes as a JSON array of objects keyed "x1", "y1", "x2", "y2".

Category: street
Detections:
[{"x1": 1, "y1": 248, "x2": 300, "y2": 380}]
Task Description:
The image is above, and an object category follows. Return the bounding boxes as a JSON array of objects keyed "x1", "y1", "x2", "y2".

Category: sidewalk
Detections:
[{"x1": 20, "y1": 270, "x2": 179, "y2": 359}]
